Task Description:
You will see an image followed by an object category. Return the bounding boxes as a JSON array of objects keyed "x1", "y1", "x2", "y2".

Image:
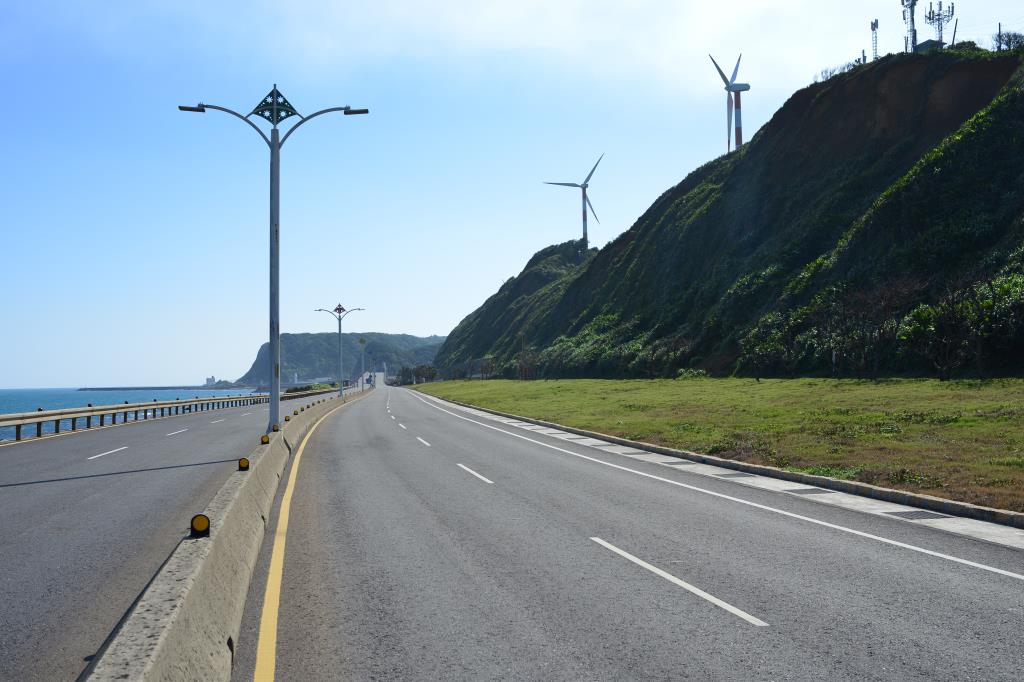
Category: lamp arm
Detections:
[
  {"x1": 280, "y1": 107, "x2": 354, "y2": 146},
  {"x1": 201, "y1": 104, "x2": 272, "y2": 147}
]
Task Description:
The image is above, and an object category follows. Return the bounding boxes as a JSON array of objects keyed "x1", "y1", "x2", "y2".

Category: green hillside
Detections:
[
  {"x1": 237, "y1": 332, "x2": 445, "y2": 386},
  {"x1": 437, "y1": 50, "x2": 1024, "y2": 379}
]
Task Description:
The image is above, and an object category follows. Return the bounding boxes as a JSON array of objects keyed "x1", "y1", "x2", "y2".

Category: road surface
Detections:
[
  {"x1": 233, "y1": 383, "x2": 1023, "y2": 680},
  {"x1": 0, "y1": 388, "x2": 360, "y2": 681}
]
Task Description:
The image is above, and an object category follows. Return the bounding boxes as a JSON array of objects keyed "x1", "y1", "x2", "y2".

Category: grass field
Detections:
[{"x1": 415, "y1": 378, "x2": 1024, "y2": 512}]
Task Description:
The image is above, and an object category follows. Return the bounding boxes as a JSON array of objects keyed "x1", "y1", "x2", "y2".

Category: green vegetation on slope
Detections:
[
  {"x1": 437, "y1": 50, "x2": 1024, "y2": 379},
  {"x1": 415, "y1": 378, "x2": 1024, "y2": 512},
  {"x1": 237, "y1": 332, "x2": 445, "y2": 386}
]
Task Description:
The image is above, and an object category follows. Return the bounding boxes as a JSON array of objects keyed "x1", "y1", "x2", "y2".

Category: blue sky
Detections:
[{"x1": 1, "y1": 1, "x2": 1019, "y2": 387}]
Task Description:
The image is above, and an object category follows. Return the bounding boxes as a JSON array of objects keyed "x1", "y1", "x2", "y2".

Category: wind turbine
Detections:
[
  {"x1": 709, "y1": 54, "x2": 751, "y2": 153},
  {"x1": 544, "y1": 153, "x2": 603, "y2": 251}
]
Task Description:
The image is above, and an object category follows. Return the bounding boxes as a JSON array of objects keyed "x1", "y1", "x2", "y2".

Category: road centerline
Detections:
[
  {"x1": 416, "y1": 437, "x2": 431, "y2": 447},
  {"x1": 166, "y1": 429, "x2": 188, "y2": 436},
  {"x1": 87, "y1": 446, "x2": 128, "y2": 460},
  {"x1": 210, "y1": 419, "x2": 225, "y2": 424},
  {"x1": 591, "y1": 537, "x2": 768, "y2": 626},
  {"x1": 456, "y1": 463, "x2": 494, "y2": 484},
  {"x1": 399, "y1": 423, "x2": 407, "y2": 430}
]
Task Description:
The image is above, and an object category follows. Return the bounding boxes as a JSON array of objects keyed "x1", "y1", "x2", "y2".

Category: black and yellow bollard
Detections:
[{"x1": 190, "y1": 514, "x2": 210, "y2": 538}]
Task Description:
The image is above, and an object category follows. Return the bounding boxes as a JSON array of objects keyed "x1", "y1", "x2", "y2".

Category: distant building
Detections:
[
  {"x1": 916, "y1": 39, "x2": 945, "y2": 53},
  {"x1": 204, "y1": 376, "x2": 216, "y2": 386}
]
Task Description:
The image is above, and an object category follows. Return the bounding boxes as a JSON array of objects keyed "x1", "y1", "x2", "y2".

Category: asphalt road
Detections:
[
  {"x1": 0, "y1": 388, "x2": 360, "y2": 681},
  {"x1": 233, "y1": 383, "x2": 1024, "y2": 681}
]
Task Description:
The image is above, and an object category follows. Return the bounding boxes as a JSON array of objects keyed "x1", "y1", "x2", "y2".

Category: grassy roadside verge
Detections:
[{"x1": 414, "y1": 378, "x2": 1024, "y2": 512}]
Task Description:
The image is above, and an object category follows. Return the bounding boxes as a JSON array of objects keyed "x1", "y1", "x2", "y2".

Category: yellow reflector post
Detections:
[
  {"x1": 272, "y1": 424, "x2": 279, "y2": 432},
  {"x1": 261, "y1": 434, "x2": 270, "y2": 445},
  {"x1": 191, "y1": 514, "x2": 210, "y2": 537},
  {"x1": 285, "y1": 415, "x2": 291, "y2": 422},
  {"x1": 293, "y1": 410, "x2": 299, "y2": 415},
  {"x1": 239, "y1": 457, "x2": 250, "y2": 471}
]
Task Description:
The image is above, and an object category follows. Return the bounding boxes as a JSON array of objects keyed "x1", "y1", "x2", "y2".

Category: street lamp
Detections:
[
  {"x1": 179, "y1": 86, "x2": 368, "y2": 433},
  {"x1": 315, "y1": 304, "x2": 364, "y2": 401},
  {"x1": 358, "y1": 338, "x2": 367, "y2": 391}
]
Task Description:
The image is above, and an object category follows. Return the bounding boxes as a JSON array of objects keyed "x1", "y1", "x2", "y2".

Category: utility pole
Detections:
[{"x1": 180, "y1": 88, "x2": 368, "y2": 433}]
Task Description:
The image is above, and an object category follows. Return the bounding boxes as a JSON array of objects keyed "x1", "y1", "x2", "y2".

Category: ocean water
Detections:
[{"x1": 0, "y1": 387, "x2": 258, "y2": 441}]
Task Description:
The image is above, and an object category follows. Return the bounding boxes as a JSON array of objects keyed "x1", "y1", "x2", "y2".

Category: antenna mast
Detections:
[
  {"x1": 901, "y1": 0, "x2": 918, "y2": 53},
  {"x1": 924, "y1": 2, "x2": 955, "y2": 44},
  {"x1": 871, "y1": 20, "x2": 880, "y2": 60}
]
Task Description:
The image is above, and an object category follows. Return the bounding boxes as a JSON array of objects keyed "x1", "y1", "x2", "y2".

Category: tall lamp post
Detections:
[
  {"x1": 179, "y1": 86, "x2": 368, "y2": 434},
  {"x1": 358, "y1": 338, "x2": 367, "y2": 391},
  {"x1": 316, "y1": 304, "x2": 364, "y2": 401}
]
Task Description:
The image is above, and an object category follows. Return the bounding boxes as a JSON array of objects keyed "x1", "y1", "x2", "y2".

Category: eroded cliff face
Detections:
[{"x1": 438, "y1": 51, "x2": 1024, "y2": 378}]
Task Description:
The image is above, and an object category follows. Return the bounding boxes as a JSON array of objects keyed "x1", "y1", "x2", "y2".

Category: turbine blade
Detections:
[
  {"x1": 730, "y1": 54, "x2": 742, "y2": 83},
  {"x1": 586, "y1": 194, "x2": 600, "y2": 224},
  {"x1": 583, "y1": 153, "x2": 604, "y2": 185},
  {"x1": 709, "y1": 54, "x2": 730, "y2": 86},
  {"x1": 544, "y1": 182, "x2": 581, "y2": 187},
  {"x1": 727, "y1": 93, "x2": 734, "y2": 152}
]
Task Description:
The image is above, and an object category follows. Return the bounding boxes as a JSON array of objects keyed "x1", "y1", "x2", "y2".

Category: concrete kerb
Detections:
[
  {"x1": 87, "y1": 389, "x2": 373, "y2": 681},
  {"x1": 422, "y1": 392, "x2": 1024, "y2": 531}
]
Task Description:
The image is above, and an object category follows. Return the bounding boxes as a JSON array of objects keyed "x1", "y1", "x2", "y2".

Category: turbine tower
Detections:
[
  {"x1": 709, "y1": 54, "x2": 751, "y2": 153},
  {"x1": 902, "y1": 0, "x2": 919, "y2": 53},
  {"x1": 544, "y1": 154, "x2": 603, "y2": 252}
]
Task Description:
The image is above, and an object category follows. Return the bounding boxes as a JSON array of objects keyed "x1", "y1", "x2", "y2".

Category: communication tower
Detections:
[
  {"x1": 901, "y1": 0, "x2": 918, "y2": 53},
  {"x1": 871, "y1": 20, "x2": 879, "y2": 60},
  {"x1": 924, "y1": 2, "x2": 955, "y2": 43}
]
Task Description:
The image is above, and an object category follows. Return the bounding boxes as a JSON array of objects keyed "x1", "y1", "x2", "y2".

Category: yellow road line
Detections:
[{"x1": 253, "y1": 393, "x2": 365, "y2": 680}]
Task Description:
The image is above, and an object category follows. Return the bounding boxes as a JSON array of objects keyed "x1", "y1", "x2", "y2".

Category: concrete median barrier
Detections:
[{"x1": 86, "y1": 389, "x2": 373, "y2": 681}]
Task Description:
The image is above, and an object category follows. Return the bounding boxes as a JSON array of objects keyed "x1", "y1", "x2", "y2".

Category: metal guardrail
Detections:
[{"x1": 0, "y1": 387, "x2": 340, "y2": 442}]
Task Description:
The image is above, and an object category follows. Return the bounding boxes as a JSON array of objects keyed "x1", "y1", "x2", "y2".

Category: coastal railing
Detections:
[{"x1": 0, "y1": 387, "x2": 340, "y2": 442}]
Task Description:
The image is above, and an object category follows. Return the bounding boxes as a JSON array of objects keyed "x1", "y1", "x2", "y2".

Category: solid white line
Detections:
[
  {"x1": 456, "y1": 463, "x2": 493, "y2": 484},
  {"x1": 399, "y1": 423, "x2": 407, "y2": 430},
  {"x1": 210, "y1": 419, "x2": 225, "y2": 424},
  {"x1": 591, "y1": 537, "x2": 768, "y2": 626},
  {"x1": 409, "y1": 392, "x2": 1024, "y2": 583},
  {"x1": 88, "y1": 446, "x2": 128, "y2": 460},
  {"x1": 241, "y1": 412, "x2": 252, "y2": 416},
  {"x1": 166, "y1": 429, "x2": 189, "y2": 436},
  {"x1": 417, "y1": 437, "x2": 431, "y2": 447}
]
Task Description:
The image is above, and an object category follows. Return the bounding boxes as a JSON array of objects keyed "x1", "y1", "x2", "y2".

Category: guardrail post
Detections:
[
  {"x1": 53, "y1": 419, "x2": 60, "y2": 434},
  {"x1": 71, "y1": 417, "x2": 77, "y2": 431},
  {"x1": 15, "y1": 424, "x2": 21, "y2": 441}
]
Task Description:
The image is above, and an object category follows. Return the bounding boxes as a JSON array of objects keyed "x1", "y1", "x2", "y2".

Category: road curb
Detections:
[
  {"x1": 422, "y1": 392, "x2": 1024, "y2": 530},
  {"x1": 86, "y1": 389, "x2": 373, "y2": 681}
]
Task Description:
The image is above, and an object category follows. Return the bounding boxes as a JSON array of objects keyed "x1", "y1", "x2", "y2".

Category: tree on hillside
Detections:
[
  {"x1": 899, "y1": 288, "x2": 973, "y2": 381},
  {"x1": 413, "y1": 364, "x2": 437, "y2": 383},
  {"x1": 993, "y1": 30, "x2": 1024, "y2": 51}
]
